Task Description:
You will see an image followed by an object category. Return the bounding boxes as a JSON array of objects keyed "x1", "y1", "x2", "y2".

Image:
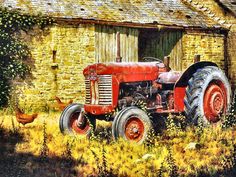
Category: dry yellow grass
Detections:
[{"x1": 0, "y1": 110, "x2": 235, "y2": 176}]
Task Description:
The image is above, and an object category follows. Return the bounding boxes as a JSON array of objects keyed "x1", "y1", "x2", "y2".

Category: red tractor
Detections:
[{"x1": 59, "y1": 58, "x2": 231, "y2": 143}]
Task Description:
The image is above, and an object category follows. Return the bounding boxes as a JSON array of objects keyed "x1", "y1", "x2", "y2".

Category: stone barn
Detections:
[{"x1": 1, "y1": 0, "x2": 233, "y2": 111}]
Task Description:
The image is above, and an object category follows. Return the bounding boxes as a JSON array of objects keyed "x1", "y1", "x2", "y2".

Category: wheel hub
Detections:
[
  {"x1": 203, "y1": 83, "x2": 226, "y2": 123},
  {"x1": 132, "y1": 127, "x2": 138, "y2": 134},
  {"x1": 125, "y1": 117, "x2": 144, "y2": 142},
  {"x1": 70, "y1": 112, "x2": 90, "y2": 134},
  {"x1": 211, "y1": 93, "x2": 223, "y2": 113}
]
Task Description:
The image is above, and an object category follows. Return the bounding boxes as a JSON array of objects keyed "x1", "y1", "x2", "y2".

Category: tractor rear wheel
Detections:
[
  {"x1": 184, "y1": 66, "x2": 231, "y2": 125},
  {"x1": 59, "y1": 103, "x2": 96, "y2": 136},
  {"x1": 112, "y1": 107, "x2": 152, "y2": 144}
]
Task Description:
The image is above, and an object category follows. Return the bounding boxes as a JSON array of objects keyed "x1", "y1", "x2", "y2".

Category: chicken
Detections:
[
  {"x1": 15, "y1": 107, "x2": 38, "y2": 126},
  {"x1": 54, "y1": 96, "x2": 73, "y2": 111}
]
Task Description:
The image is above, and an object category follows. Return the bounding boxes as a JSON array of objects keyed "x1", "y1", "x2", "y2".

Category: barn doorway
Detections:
[{"x1": 138, "y1": 29, "x2": 183, "y2": 71}]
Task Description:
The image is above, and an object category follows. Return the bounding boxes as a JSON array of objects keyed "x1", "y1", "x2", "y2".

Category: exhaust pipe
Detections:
[
  {"x1": 194, "y1": 54, "x2": 200, "y2": 63},
  {"x1": 164, "y1": 56, "x2": 170, "y2": 71},
  {"x1": 116, "y1": 32, "x2": 122, "y2": 62}
]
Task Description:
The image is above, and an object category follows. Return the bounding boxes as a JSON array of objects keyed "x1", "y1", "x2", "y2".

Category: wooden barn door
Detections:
[
  {"x1": 138, "y1": 29, "x2": 183, "y2": 71},
  {"x1": 95, "y1": 25, "x2": 139, "y2": 63}
]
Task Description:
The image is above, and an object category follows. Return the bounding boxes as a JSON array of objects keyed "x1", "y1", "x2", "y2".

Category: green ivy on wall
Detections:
[{"x1": 0, "y1": 7, "x2": 53, "y2": 107}]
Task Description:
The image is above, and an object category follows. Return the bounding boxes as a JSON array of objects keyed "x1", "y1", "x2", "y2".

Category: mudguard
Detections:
[{"x1": 174, "y1": 61, "x2": 218, "y2": 112}]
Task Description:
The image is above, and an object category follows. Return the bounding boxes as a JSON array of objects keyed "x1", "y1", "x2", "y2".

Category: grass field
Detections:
[{"x1": 0, "y1": 110, "x2": 235, "y2": 177}]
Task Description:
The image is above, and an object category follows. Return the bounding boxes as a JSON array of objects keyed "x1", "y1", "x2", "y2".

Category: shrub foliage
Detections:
[{"x1": 0, "y1": 7, "x2": 53, "y2": 107}]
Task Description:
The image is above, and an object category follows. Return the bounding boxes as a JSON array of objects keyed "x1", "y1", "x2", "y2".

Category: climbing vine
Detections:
[{"x1": 0, "y1": 7, "x2": 53, "y2": 107}]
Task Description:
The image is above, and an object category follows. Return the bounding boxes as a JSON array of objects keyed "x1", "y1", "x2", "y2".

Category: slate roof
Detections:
[
  {"x1": 216, "y1": 0, "x2": 236, "y2": 17},
  {"x1": 1, "y1": 0, "x2": 223, "y2": 29}
]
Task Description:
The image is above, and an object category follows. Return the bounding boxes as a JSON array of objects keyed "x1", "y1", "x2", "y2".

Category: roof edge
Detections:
[
  {"x1": 54, "y1": 17, "x2": 228, "y2": 32},
  {"x1": 215, "y1": 0, "x2": 236, "y2": 17},
  {"x1": 181, "y1": 0, "x2": 232, "y2": 29}
]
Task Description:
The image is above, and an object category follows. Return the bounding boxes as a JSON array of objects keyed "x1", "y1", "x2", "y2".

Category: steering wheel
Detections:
[{"x1": 142, "y1": 57, "x2": 163, "y2": 63}]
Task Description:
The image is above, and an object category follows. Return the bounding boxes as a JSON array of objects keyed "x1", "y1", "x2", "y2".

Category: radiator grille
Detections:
[
  {"x1": 85, "y1": 75, "x2": 112, "y2": 105},
  {"x1": 85, "y1": 79, "x2": 91, "y2": 104}
]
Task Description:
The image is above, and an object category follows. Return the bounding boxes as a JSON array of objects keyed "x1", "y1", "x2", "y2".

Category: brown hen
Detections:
[
  {"x1": 55, "y1": 96, "x2": 73, "y2": 111},
  {"x1": 15, "y1": 107, "x2": 38, "y2": 126}
]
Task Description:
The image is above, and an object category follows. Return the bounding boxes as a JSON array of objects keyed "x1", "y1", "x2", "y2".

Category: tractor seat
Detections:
[{"x1": 157, "y1": 72, "x2": 182, "y2": 84}]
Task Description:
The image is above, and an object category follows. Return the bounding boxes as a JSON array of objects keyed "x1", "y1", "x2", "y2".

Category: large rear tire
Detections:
[
  {"x1": 112, "y1": 107, "x2": 152, "y2": 144},
  {"x1": 59, "y1": 103, "x2": 96, "y2": 136},
  {"x1": 184, "y1": 66, "x2": 231, "y2": 125}
]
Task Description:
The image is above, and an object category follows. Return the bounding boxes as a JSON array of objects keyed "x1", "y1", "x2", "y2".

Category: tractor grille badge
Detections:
[{"x1": 87, "y1": 69, "x2": 98, "y2": 81}]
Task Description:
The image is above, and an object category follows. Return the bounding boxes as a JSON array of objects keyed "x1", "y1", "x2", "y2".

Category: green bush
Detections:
[
  {"x1": 0, "y1": 7, "x2": 53, "y2": 107},
  {"x1": 0, "y1": 77, "x2": 10, "y2": 106}
]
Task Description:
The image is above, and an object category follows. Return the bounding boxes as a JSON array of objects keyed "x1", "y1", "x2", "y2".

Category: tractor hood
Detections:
[{"x1": 83, "y1": 62, "x2": 166, "y2": 77}]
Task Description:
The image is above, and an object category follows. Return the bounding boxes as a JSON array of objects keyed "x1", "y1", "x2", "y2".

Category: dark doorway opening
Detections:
[{"x1": 138, "y1": 29, "x2": 183, "y2": 70}]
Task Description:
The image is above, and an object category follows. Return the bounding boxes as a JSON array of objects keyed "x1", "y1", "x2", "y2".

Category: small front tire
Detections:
[
  {"x1": 112, "y1": 107, "x2": 152, "y2": 144},
  {"x1": 59, "y1": 103, "x2": 96, "y2": 136}
]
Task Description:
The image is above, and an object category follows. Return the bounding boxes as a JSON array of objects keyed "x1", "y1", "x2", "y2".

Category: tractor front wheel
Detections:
[
  {"x1": 184, "y1": 66, "x2": 231, "y2": 125},
  {"x1": 112, "y1": 107, "x2": 152, "y2": 144},
  {"x1": 59, "y1": 103, "x2": 96, "y2": 136}
]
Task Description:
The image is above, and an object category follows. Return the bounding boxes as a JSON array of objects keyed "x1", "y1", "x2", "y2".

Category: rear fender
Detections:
[{"x1": 174, "y1": 61, "x2": 218, "y2": 112}]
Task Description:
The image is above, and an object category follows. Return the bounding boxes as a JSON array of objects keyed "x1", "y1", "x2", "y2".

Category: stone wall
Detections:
[
  {"x1": 227, "y1": 25, "x2": 236, "y2": 89},
  {"x1": 16, "y1": 24, "x2": 95, "y2": 111},
  {"x1": 182, "y1": 31, "x2": 225, "y2": 70}
]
